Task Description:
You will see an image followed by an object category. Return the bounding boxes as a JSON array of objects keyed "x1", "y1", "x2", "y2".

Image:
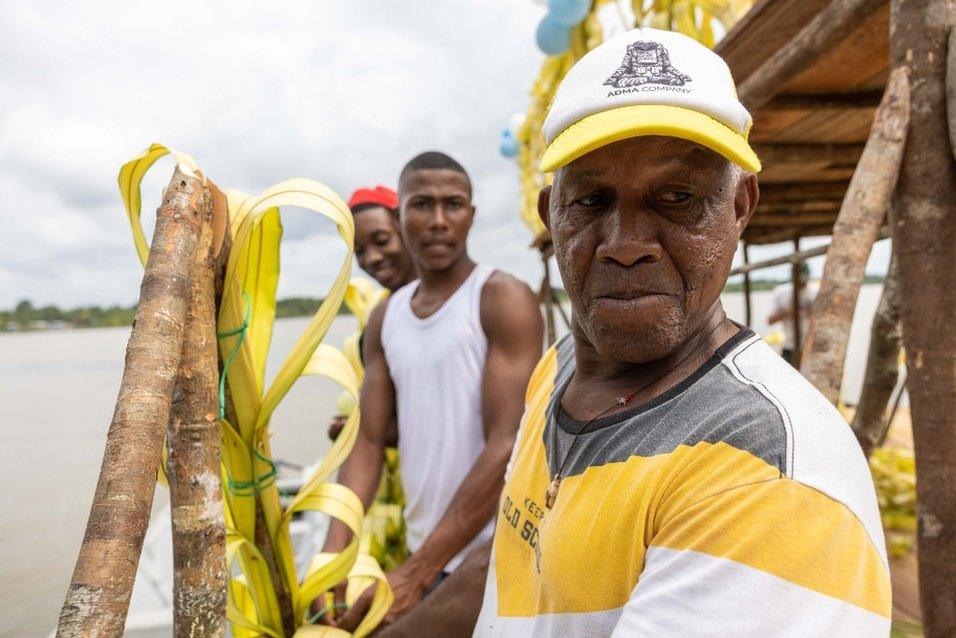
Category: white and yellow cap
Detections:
[{"x1": 541, "y1": 27, "x2": 760, "y2": 173}]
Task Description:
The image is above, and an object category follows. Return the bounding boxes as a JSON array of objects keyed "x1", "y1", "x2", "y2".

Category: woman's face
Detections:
[{"x1": 353, "y1": 206, "x2": 415, "y2": 291}]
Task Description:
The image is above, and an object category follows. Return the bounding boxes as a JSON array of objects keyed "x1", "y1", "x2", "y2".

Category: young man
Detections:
[
  {"x1": 382, "y1": 29, "x2": 890, "y2": 637},
  {"x1": 321, "y1": 152, "x2": 543, "y2": 630}
]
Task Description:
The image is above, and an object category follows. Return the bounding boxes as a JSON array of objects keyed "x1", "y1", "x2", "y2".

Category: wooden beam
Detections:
[
  {"x1": 948, "y1": 29, "x2": 956, "y2": 163},
  {"x1": 168, "y1": 179, "x2": 226, "y2": 637},
  {"x1": 792, "y1": 237, "x2": 803, "y2": 365},
  {"x1": 763, "y1": 90, "x2": 884, "y2": 110},
  {"x1": 757, "y1": 200, "x2": 842, "y2": 213},
  {"x1": 851, "y1": 249, "x2": 902, "y2": 458},
  {"x1": 742, "y1": 242, "x2": 753, "y2": 327},
  {"x1": 753, "y1": 143, "x2": 865, "y2": 165},
  {"x1": 737, "y1": 0, "x2": 886, "y2": 111},
  {"x1": 729, "y1": 243, "x2": 831, "y2": 276},
  {"x1": 800, "y1": 68, "x2": 910, "y2": 404},
  {"x1": 58, "y1": 168, "x2": 204, "y2": 637},
  {"x1": 749, "y1": 212, "x2": 839, "y2": 227},
  {"x1": 758, "y1": 181, "x2": 850, "y2": 202}
]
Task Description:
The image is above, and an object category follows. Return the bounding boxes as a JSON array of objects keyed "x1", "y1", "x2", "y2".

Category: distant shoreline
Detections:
[{"x1": 2, "y1": 277, "x2": 886, "y2": 333}]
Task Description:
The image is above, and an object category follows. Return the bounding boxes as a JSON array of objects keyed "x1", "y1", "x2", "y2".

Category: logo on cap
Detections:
[{"x1": 604, "y1": 41, "x2": 692, "y2": 88}]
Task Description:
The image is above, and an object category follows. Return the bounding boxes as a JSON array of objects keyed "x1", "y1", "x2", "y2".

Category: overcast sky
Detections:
[{"x1": 0, "y1": 1, "x2": 889, "y2": 309}]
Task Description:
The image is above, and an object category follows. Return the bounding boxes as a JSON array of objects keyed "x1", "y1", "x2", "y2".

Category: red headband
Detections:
[{"x1": 348, "y1": 185, "x2": 399, "y2": 210}]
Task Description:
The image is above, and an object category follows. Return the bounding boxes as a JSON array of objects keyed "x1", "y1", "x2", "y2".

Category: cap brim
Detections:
[{"x1": 539, "y1": 104, "x2": 761, "y2": 174}]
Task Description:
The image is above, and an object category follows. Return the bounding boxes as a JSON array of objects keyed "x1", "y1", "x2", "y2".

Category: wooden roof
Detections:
[{"x1": 717, "y1": 0, "x2": 891, "y2": 244}]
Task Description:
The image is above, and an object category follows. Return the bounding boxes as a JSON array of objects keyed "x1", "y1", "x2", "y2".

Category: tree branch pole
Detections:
[
  {"x1": 800, "y1": 67, "x2": 910, "y2": 404},
  {"x1": 851, "y1": 250, "x2": 903, "y2": 458},
  {"x1": 737, "y1": 0, "x2": 886, "y2": 110},
  {"x1": 742, "y1": 242, "x2": 753, "y2": 327},
  {"x1": 540, "y1": 248, "x2": 556, "y2": 346},
  {"x1": 57, "y1": 167, "x2": 205, "y2": 637},
  {"x1": 167, "y1": 181, "x2": 226, "y2": 637},
  {"x1": 892, "y1": 0, "x2": 956, "y2": 633},
  {"x1": 947, "y1": 29, "x2": 956, "y2": 163},
  {"x1": 791, "y1": 237, "x2": 803, "y2": 366}
]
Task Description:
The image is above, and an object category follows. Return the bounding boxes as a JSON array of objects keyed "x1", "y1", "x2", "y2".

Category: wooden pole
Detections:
[
  {"x1": 57, "y1": 167, "x2": 205, "y2": 637},
  {"x1": 541, "y1": 248, "x2": 557, "y2": 346},
  {"x1": 167, "y1": 181, "x2": 226, "y2": 637},
  {"x1": 947, "y1": 29, "x2": 956, "y2": 163},
  {"x1": 800, "y1": 68, "x2": 911, "y2": 404},
  {"x1": 851, "y1": 251, "x2": 902, "y2": 458},
  {"x1": 791, "y1": 237, "x2": 803, "y2": 367},
  {"x1": 729, "y1": 243, "x2": 832, "y2": 276},
  {"x1": 742, "y1": 242, "x2": 753, "y2": 327},
  {"x1": 736, "y1": 0, "x2": 886, "y2": 110},
  {"x1": 892, "y1": 0, "x2": 956, "y2": 633}
]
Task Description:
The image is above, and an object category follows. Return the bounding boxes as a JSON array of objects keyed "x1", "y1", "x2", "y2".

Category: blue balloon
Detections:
[
  {"x1": 536, "y1": 16, "x2": 571, "y2": 56},
  {"x1": 548, "y1": 0, "x2": 590, "y2": 26},
  {"x1": 499, "y1": 129, "x2": 519, "y2": 158}
]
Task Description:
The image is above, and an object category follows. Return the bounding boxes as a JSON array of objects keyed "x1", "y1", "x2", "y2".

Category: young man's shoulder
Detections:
[{"x1": 479, "y1": 270, "x2": 540, "y2": 330}]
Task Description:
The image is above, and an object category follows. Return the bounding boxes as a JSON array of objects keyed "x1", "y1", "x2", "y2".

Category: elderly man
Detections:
[{"x1": 381, "y1": 28, "x2": 890, "y2": 638}]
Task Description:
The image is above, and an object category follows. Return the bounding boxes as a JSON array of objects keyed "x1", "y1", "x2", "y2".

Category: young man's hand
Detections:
[
  {"x1": 382, "y1": 560, "x2": 437, "y2": 624},
  {"x1": 307, "y1": 559, "x2": 434, "y2": 633}
]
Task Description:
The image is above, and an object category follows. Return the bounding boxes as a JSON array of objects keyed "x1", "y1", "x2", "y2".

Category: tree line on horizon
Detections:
[{"x1": 1, "y1": 275, "x2": 886, "y2": 332}]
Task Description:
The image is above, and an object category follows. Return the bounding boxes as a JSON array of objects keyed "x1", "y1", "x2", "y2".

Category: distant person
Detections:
[
  {"x1": 766, "y1": 262, "x2": 819, "y2": 365},
  {"x1": 319, "y1": 152, "x2": 543, "y2": 630}
]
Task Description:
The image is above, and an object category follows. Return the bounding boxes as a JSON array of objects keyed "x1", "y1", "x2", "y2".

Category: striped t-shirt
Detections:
[{"x1": 474, "y1": 329, "x2": 890, "y2": 637}]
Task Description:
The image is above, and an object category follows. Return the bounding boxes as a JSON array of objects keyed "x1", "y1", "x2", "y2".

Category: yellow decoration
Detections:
[{"x1": 119, "y1": 143, "x2": 391, "y2": 637}]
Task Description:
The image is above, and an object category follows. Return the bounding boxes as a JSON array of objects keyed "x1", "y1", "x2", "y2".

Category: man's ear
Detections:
[
  {"x1": 538, "y1": 185, "x2": 553, "y2": 232},
  {"x1": 734, "y1": 173, "x2": 759, "y2": 234}
]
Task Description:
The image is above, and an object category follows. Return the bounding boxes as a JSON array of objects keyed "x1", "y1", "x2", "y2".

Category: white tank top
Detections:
[{"x1": 381, "y1": 263, "x2": 497, "y2": 572}]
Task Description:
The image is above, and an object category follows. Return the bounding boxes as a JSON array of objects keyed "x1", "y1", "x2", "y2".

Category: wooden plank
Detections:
[
  {"x1": 718, "y1": 0, "x2": 832, "y2": 83},
  {"x1": 765, "y1": 90, "x2": 884, "y2": 110},
  {"x1": 753, "y1": 142, "x2": 864, "y2": 165},
  {"x1": 736, "y1": 0, "x2": 886, "y2": 111}
]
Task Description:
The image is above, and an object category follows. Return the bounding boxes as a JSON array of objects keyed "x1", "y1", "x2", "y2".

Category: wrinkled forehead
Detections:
[{"x1": 400, "y1": 168, "x2": 472, "y2": 200}]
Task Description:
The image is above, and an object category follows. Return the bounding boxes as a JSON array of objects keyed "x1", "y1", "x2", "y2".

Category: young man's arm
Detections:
[
  {"x1": 320, "y1": 299, "x2": 394, "y2": 558},
  {"x1": 382, "y1": 272, "x2": 542, "y2": 622},
  {"x1": 378, "y1": 540, "x2": 492, "y2": 637}
]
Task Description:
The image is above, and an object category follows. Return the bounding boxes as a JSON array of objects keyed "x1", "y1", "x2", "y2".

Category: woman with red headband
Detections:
[
  {"x1": 348, "y1": 185, "x2": 416, "y2": 292},
  {"x1": 328, "y1": 185, "x2": 416, "y2": 445}
]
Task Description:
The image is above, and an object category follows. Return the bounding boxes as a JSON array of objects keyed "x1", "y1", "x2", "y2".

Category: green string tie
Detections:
[
  {"x1": 309, "y1": 602, "x2": 350, "y2": 625},
  {"x1": 216, "y1": 290, "x2": 277, "y2": 497}
]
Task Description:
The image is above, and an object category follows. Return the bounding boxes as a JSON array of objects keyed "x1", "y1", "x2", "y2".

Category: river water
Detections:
[{"x1": 0, "y1": 287, "x2": 882, "y2": 636}]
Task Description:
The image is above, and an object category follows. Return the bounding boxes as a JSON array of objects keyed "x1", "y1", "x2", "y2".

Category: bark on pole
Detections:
[
  {"x1": 167, "y1": 182, "x2": 227, "y2": 637},
  {"x1": 57, "y1": 166, "x2": 205, "y2": 637},
  {"x1": 947, "y1": 29, "x2": 956, "y2": 162},
  {"x1": 800, "y1": 68, "x2": 910, "y2": 404},
  {"x1": 892, "y1": 0, "x2": 956, "y2": 633},
  {"x1": 851, "y1": 251, "x2": 902, "y2": 458}
]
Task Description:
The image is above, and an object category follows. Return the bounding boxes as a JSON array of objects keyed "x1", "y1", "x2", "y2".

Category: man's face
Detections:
[
  {"x1": 400, "y1": 169, "x2": 474, "y2": 273},
  {"x1": 353, "y1": 206, "x2": 413, "y2": 292},
  {"x1": 540, "y1": 136, "x2": 757, "y2": 362}
]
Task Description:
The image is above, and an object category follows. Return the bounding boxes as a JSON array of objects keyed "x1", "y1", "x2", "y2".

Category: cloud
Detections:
[
  {"x1": 0, "y1": 0, "x2": 548, "y2": 307},
  {"x1": 0, "y1": 1, "x2": 890, "y2": 308}
]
